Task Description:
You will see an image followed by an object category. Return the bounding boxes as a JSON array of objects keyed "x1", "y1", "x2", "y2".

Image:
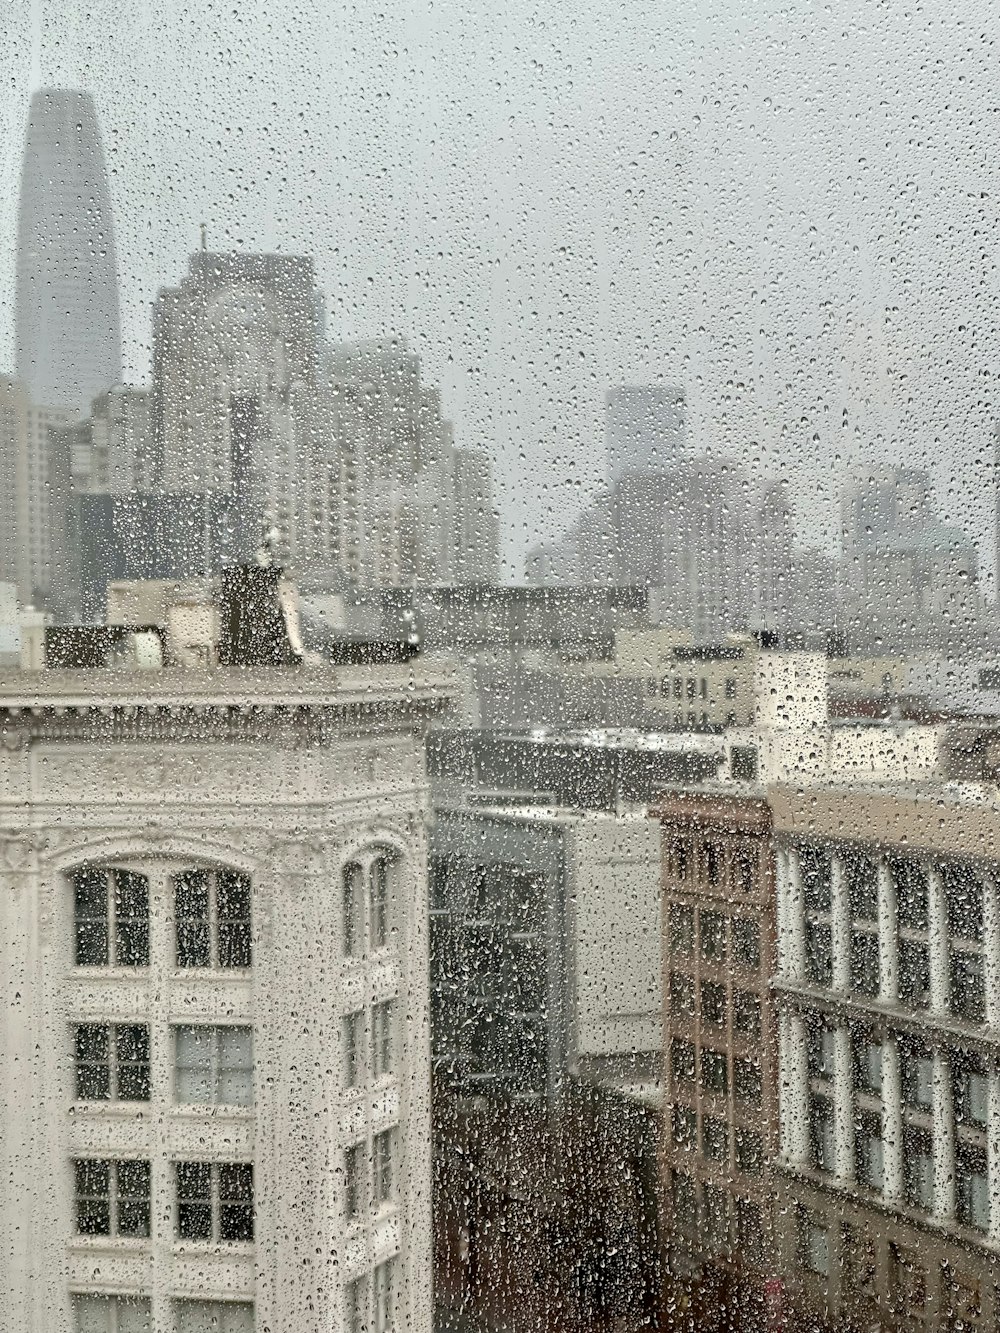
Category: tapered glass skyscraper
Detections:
[{"x1": 15, "y1": 88, "x2": 121, "y2": 412}]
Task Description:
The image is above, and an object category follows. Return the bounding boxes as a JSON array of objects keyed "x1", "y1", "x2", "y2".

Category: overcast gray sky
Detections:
[{"x1": 2, "y1": 0, "x2": 1000, "y2": 581}]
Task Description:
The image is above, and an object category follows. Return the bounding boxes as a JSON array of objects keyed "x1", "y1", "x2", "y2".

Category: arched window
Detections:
[{"x1": 342, "y1": 848, "x2": 400, "y2": 959}]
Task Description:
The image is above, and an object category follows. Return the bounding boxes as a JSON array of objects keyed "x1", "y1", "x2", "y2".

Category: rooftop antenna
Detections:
[{"x1": 199, "y1": 221, "x2": 207, "y2": 251}]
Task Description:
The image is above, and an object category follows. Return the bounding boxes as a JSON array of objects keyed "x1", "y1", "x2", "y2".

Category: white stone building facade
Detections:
[{"x1": 0, "y1": 663, "x2": 451, "y2": 1333}]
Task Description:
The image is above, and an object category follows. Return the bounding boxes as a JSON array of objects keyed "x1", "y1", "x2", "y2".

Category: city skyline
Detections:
[{"x1": 2, "y1": 3, "x2": 1000, "y2": 578}]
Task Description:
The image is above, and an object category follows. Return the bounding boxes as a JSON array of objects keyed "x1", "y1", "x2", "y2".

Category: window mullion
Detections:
[
  {"x1": 107, "y1": 870, "x2": 116, "y2": 967},
  {"x1": 212, "y1": 1164, "x2": 220, "y2": 1241},
  {"x1": 210, "y1": 876, "x2": 219, "y2": 969},
  {"x1": 109, "y1": 1162, "x2": 118, "y2": 1238}
]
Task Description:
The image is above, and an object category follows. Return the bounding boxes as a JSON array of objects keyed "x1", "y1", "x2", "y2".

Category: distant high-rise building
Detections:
[
  {"x1": 605, "y1": 385, "x2": 685, "y2": 485},
  {"x1": 15, "y1": 89, "x2": 121, "y2": 412},
  {"x1": 839, "y1": 466, "x2": 981, "y2": 652}
]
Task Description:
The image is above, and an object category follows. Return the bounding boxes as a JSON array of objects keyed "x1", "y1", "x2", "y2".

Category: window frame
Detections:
[
  {"x1": 73, "y1": 1157, "x2": 151, "y2": 1240},
  {"x1": 173, "y1": 868, "x2": 252, "y2": 971},
  {"x1": 173, "y1": 1024, "x2": 254, "y2": 1107},
  {"x1": 74, "y1": 1022, "x2": 151, "y2": 1103},
  {"x1": 72, "y1": 866, "x2": 151, "y2": 969},
  {"x1": 174, "y1": 1160, "x2": 254, "y2": 1244}
]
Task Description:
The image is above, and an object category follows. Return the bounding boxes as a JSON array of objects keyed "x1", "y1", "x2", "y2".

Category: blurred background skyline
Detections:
[{"x1": 2, "y1": 0, "x2": 1000, "y2": 581}]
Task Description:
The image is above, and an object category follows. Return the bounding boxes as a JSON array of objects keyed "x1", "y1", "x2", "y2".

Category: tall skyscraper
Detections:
[
  {"x1": 15, "y1": 88, "x2": 122, "y2": 412},
  {"x1": 605, "y1": 384, "x2": 685, "y2": 485}
]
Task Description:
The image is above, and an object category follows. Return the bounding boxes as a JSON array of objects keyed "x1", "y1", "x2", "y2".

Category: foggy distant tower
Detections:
[
  {"x1": 605, "y1": 385, "x2": 685, "y2": 484},
  {"x1": 15, "y1": 88, "x2": 122, "y2": 412}
]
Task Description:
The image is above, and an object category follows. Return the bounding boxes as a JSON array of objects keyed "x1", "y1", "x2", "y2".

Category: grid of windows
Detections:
[
  {"x1": 175, "y1": 1162, "x2": 254, "y2": 1242},
  {"x1": 74, "y1": 1159, "x2": 151, "y2": 1239},
  {"x1": 75, "y1": 1024, "x2": 150, "y2": 1102}
]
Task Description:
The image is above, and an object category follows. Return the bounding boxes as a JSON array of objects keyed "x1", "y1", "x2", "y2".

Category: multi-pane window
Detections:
[
  {"x1": 669, "y1": 971, "x2": 695, "y2": 1017},
  {"x1": 74, "y1": 1159, "x2": 151, "y2": 1238},
  {"x1": 951, "y1": 949, "x2": 985, "y2": 1023},
  {"x1": 174, "y1": 869, "x2": 251, "y2": 969},
  {"x1": 904, "y1": 1127, "x2": 934, "y2": 1209},
  {"x1": 75, "y1": 1024, "x2": 150, "y2": 1101},
  {"x1": 731, "y1": 917, "x2": 760, "y2": 971},
  {"x1": 898, "y1": 938, "x2": 931, "y2": 1010},
  {"x1": 74, "y1": 867, "x2": 150, "y2": 967},
  {"x1": 175, "y1": 1026, "x2": 253, "y2": 1106},
  {"x1": 856, "y1": 1113, "x2": 884, "y2": 1192},
  {"x1": 734, "y1": 1058, "x2": 762, "y2": 1106},
  {"x1": 702, "y1": 1049, "x2": 728, "y2": 1096},
  {"x1": 173, "y1": 1301, "x2": 255, "y2": 1333},
  {"x1": 734, "y1": 849, "x2": 755, "y2": 895},
  {"x1": 699, "y1": 911, "x2": 726, "y2": 964},
  {"x1": 672, "y1": 1104, "x2": 696, "y2": 1150},
  {"x1": 945, "y1": 863, "x2": 984, "y2": 941},
  {"x1": 343, "y1": 862, "x2": 365, "y2": 957},
  {"x1": 374, "y1": 1129, "x2": 394, "y2": 1206},
  {"x1": 704, "y1": 842, "x2": 721, "y2": 886},
  {"x1": 344, "y1": 1142, "x2": 364, "y2": 1220},
  {"x1": 901, "y1": 1047, "x2": 933, "y2": 1111},
  {"x1": 957, "y1": 1145, "x2": 989, "y2": 1231},
  {"x1": 807, "y1": 1024, "x2": 836, "y2": 1080},
  {"x1": 733, "y1": 991, "x2": 761, "y2": 1039},
  {"x1": 344, "y1": 1010, "x2": 364, "y2": 1088},
  {"x1": 668, "y1": 904, "x2": 694, "y2": 955},
  {"x1": 892, "y1": 858, "x2": 932, "y2": 1009},
  {"x1": 954, "y1": 1055, "x2": 988, "y2": 1128},
  {"x1": 343, "y1": 851, "x2": 398, "y2": 958},
  {"x1": 373, "y1": 1000, "x2": 394, "y2": 1078},
  {"x1": 810, "y1": 1095, "x2": 835, "y2": 1172},
  {"x1": 73, "y1": 1294, "x2": 152, "y2": 1332},
  {"x1": 701, "y1": 980, "x2": 726, "y2": 1028},
  {"x1": 702, "y1": 1115, "x2": 728, "y2": 1161},
  {"x1": 735, "y1": 1128, "x2": 763, "y2": 1175},
  {"x1": 800, "y1": 846, "x2": 833, "y2": 986},
  {"x1": 175, "y1": 1162, "x2": 254, "y2": 1242},
  {"x1": 848, "y1": 852, "x2": 880, "y2": 995},
  {"x1": 670, "y1": 1038, "x2": 696, "y2": 1085},
  {"x1": 373, "y1": 1257, "x2": 396, "y2": 1333},
  {"x1": 370, "y1": 855, "x2": 390, "y2": 949}
]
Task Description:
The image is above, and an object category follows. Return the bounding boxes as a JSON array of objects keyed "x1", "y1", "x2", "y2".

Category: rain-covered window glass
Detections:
[{"x1": 10, "y1": 8, "x2": 1000, "y2": 1332}]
